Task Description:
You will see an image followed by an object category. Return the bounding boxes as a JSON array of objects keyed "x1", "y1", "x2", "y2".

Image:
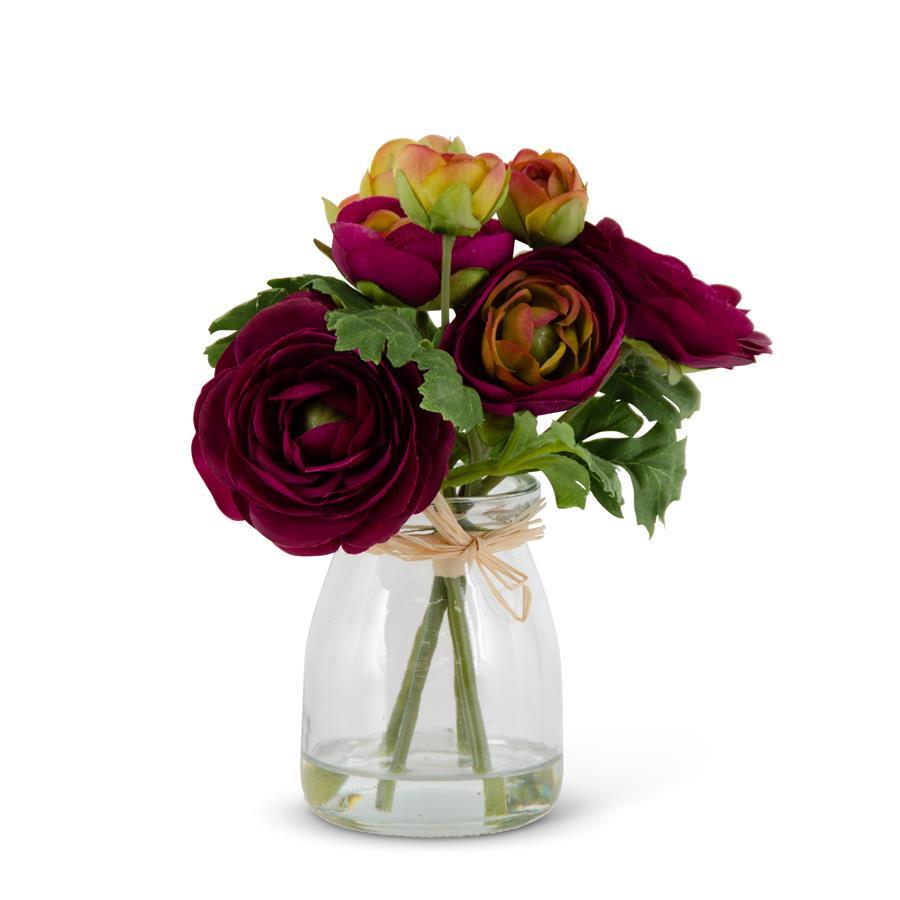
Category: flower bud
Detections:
[
  {"x1": 498, "y1": 149, "x2": 588, "y2": 246},
  {"x1": 358, "y1": 136, "x2": 466, "y2": 201},
  {"x1": 393, "y1": 146, "x2": 509, "y2": 237}
]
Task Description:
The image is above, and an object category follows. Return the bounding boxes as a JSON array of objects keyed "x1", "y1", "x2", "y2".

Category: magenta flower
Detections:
[
  {"x1": 574, "y1": 219, "x2": 771, "y2": 368},
  {"x1": 191, "y1": 294, "x2": 455, "y2": 555},
  {"x1": 441, "y1": 249, "x2": 626, "y2": 415},
  {"x1": 330, "y1": 197, "x2": 514, "y2": 307}
]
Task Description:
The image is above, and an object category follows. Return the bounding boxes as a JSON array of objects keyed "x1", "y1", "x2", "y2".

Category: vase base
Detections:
[{"x1": 302, "y1": 738, "x2": 562, "y2": 838}]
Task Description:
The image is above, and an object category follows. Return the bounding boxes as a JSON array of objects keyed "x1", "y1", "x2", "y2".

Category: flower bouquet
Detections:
[{"x1": 192, "y1": 135, "x2": 770, "y2": 836}]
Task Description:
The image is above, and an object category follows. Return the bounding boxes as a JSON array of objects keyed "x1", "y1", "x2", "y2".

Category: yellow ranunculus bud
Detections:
[{"x1": 393, "y1": 145, "x2": 509, "y2": 237}]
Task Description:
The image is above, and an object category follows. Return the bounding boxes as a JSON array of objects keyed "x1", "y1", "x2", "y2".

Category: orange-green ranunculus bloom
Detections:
[
  {"x1": 393, "y1": 145, "x2": 510, "y2": 237},
  {"x1": 439, "y1": 249, "x2": 626, "y2": 414},
  {"x1": 498, "y1": 149, "x2": 588, "y2": 246}
]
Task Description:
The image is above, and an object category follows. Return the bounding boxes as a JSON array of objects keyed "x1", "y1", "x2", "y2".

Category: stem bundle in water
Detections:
[{"x1": 375, "y1": 570, "x2": 507, "y2": 820}]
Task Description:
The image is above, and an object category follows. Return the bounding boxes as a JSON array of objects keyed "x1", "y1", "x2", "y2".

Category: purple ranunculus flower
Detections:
[
  {"x1": 191, "y1": 294, "x2": 455, "y2": 555},
  {"x1": 573, "y1": 218, "x2": 771, "y2": 368},
  {"x1": 440, "y1": 249, "x2": 626, "y2": 415},
  {"x1": 330, "y1": 196, "x2": 515, "y2": 307}
]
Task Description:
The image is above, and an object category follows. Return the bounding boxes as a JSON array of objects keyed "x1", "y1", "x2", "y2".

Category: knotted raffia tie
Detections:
[{"x1": 369, "y1": 493, "x2": 545, "y2": 622}]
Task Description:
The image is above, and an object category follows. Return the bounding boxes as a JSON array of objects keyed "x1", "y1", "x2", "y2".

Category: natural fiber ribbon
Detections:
[{"x1": 369, "y1": 493, "x2": 545, "y2": 622}]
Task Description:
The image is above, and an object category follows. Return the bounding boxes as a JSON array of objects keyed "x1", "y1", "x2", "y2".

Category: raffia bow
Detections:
[{"x1": 369, "y1": 493, "x2": 545, "y2": 622}]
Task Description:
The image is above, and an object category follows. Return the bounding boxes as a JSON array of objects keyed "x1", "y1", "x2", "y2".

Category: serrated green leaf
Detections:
[
  {"x1": 267, "y1": 274, "x2": 371, "y2": 311},
  {"x1": 602, "y1": 355, "x2": 700, "y2": 429},
  {"x1": 208, "y1": 288, "x2": 286, "y2": 334},
  {"x1": 323, "y1": 310, "x2": 484, "y2": 430},
  {"x1": 325, "y1": 307, "x2": 421, "y2": 365},
  {"x1": 412, "y1": 346, "x2": 483, "y2": 432},
  {"x1": 586, "y1": 424, "x2": 687, "y2": 535}
]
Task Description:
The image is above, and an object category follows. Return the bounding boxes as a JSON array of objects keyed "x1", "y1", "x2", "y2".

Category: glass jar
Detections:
[{"x1": 301, "y1": 475, "x2": 563, "y2": 837}]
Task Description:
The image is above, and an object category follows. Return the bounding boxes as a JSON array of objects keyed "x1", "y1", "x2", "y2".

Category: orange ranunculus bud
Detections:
[
  {"x1": 498, "y1": 149, "x2": 588, "y2": 246},
  {"x1": 393, "y1": 145, "x2": 509, "y2": 237}
]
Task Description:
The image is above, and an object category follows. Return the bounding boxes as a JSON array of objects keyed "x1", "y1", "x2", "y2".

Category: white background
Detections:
[{"x1": 2, "y1": 1, "x2": 898, "y2": 897}]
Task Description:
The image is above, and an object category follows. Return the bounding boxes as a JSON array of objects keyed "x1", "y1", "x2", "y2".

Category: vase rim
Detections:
[{"x1": 441, "y1": 474, "x2": 541, "y2": 510}]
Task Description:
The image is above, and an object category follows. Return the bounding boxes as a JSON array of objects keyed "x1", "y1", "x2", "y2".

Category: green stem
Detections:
[
  {"x1": 375, "y1": 580, "x2": 448, "y2": 812},
  {"x1": 460, "y1": 431, "x2": 489, "y2": 498},
  {"x1": 444, "y1": 575, "x2": 508, "y2": 819},
  {"x1": 474, "y1": 475, "x2": 505, "y2": 496},
  {"x1": 454, "y1": 663, "x2": 471, "y2": 763},
  {"x1": 443, "y1": 459, "x2": 499, "y2": 489},
  {"x1": 440, "y1": 234, "x2": 455, "y2": 329}
]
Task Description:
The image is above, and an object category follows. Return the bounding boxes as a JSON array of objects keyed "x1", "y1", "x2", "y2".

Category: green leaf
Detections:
[
  {"x1": 557, "y1": 353, "x2": 699, "y2": 526},
  {"x1": 561, "y1": 394, "x2": 642, "y2": 442},
  {"x1": 540, "y1": 456, "x2": 591, "y2": 509},
  {"x1": 590, "y1": 471, "x2": 625, "y2": 518},
  {"x1": 411, "y1": 346, "x2": 484, "y2": 432},
  {"x1": 571, "y1": 447, "x2": 623, "y2": 511},
  {"x1": 267, "y1": 274, "x2": 371, "y2": 311},
  {"x1": 495, "y1": 411, "x2": 544, "y2": 461},
  {"x1": 443, "y1": 412, "x2": 607, "y2": 509},
  {"x1": 601, "y1": 354, "x2": 700, "y2": 429},
  {"x1": 497, "y1": 418, "x2": 591, "y2": 509},
  {"x1": 325, "y1": 307, "x2": 421, "y2": 365},
  {"x1": 208, "y1": 288, "x2": 286, "y2": 334},
  {"x1": 324, "y1": 308, "x2": 484, "y2": 431},
  {"x1": 203, "y1": 333, "x2": 236, "y2": 367},
  {"x1": 586, "y1": 424, "x2": 687, "y2": 535},
  {"x1": 543, "y1": 420, "x2": 624, "y2": 510}
]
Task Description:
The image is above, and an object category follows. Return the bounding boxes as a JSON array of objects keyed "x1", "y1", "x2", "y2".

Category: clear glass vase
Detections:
[{"x1": 301, "y1": 475, "x2": 563, "y2": 837}]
